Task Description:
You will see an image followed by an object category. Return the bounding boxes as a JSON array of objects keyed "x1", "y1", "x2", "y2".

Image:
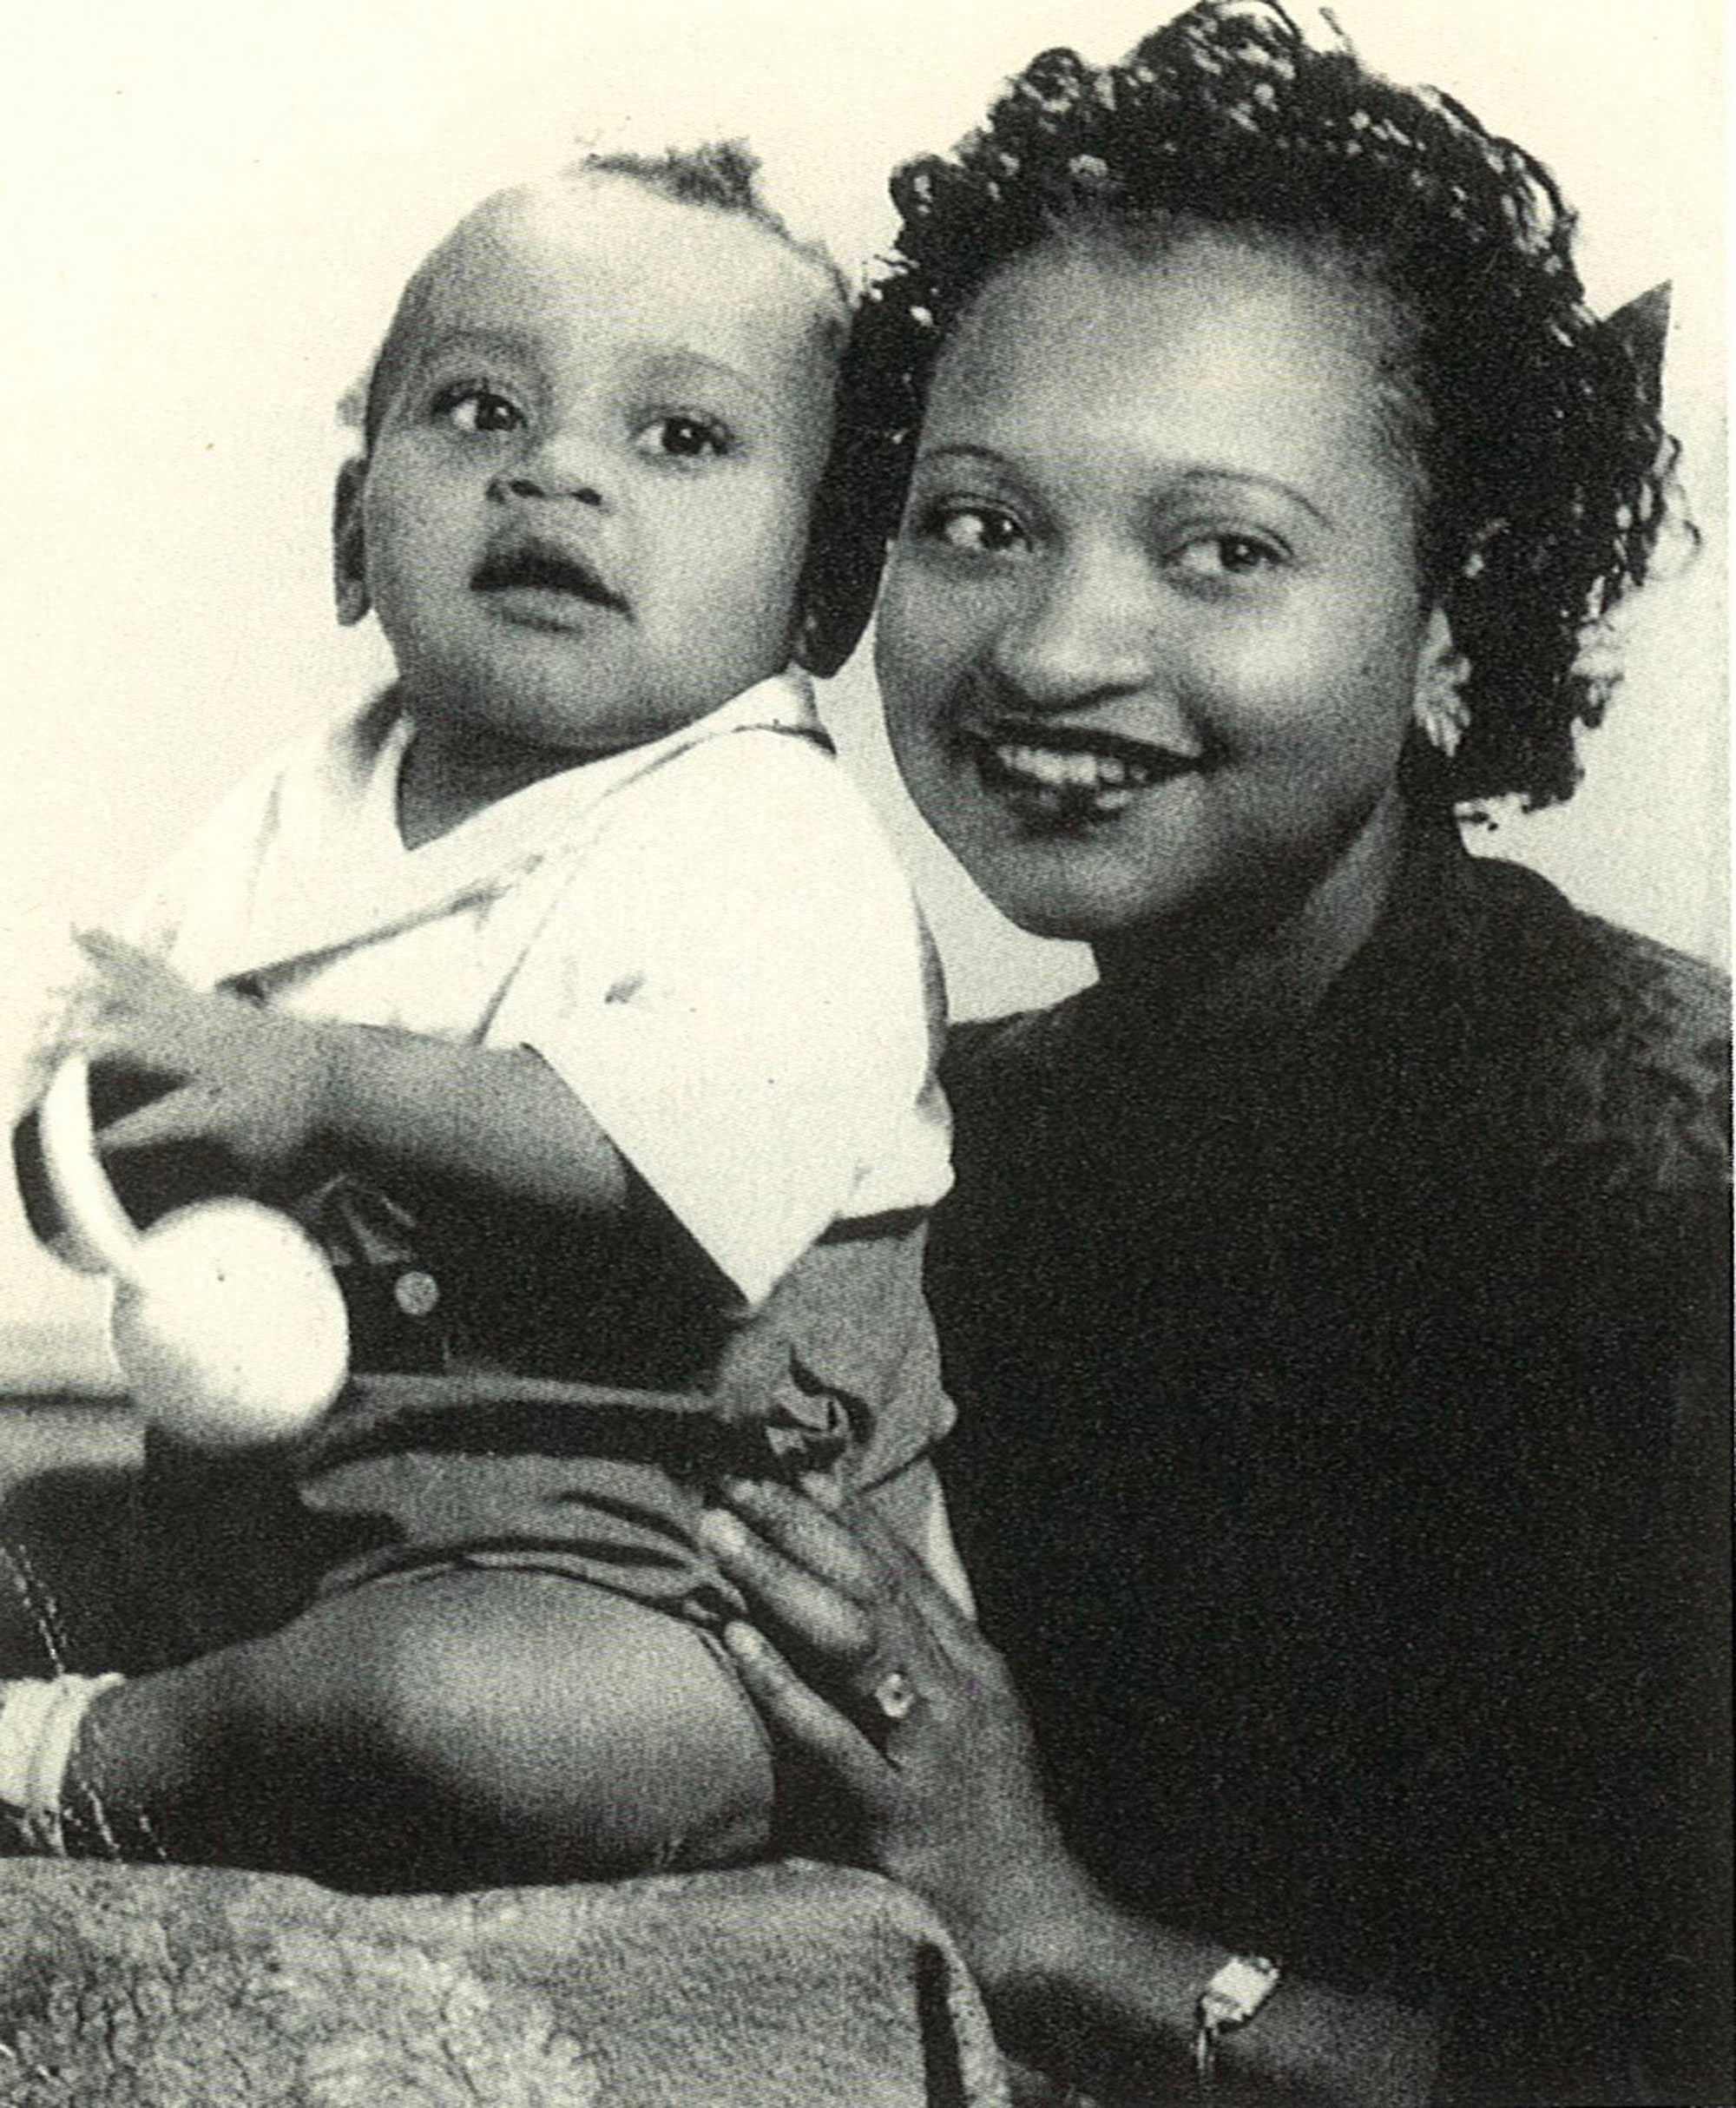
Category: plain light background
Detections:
[{"x1": 0, "y1": 0, "x2": 1725, "y2": 1382}]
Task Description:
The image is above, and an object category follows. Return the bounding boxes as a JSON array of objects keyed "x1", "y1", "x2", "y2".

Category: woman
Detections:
[{"x1": 700, "y1": 4, "x2": 1731, "y2": 2102}]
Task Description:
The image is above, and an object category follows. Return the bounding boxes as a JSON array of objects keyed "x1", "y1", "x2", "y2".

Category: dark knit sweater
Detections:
[{"x1": 931, "y1": 820, "x2": 1731, "y2": 2102}]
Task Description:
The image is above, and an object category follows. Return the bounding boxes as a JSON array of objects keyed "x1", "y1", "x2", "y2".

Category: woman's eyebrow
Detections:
[
  {"x1": 915, "y1": 444, "x2": 1333, "y2": 528},
  {"x1": 1169, "y1": 467, "x2": 1333, "y2": 528}
]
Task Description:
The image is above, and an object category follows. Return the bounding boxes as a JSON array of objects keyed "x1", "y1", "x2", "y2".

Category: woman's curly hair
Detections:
[{"x1": 832, "y1": 0, "x2": 1679, "y2": 809}]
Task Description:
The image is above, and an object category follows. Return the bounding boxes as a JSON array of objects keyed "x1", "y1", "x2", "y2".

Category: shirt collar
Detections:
[{"x1": 229, "y1": 668, "x2": 825, "y2": 981}]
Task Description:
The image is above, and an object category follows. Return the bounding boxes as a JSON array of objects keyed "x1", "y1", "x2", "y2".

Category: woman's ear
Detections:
[
  {"x1": 332, "y1": 457, "x2": 371, "y2": 628},
  {"x1": 1410, "y1": 605, "x2": 1472, "y2": 760}
]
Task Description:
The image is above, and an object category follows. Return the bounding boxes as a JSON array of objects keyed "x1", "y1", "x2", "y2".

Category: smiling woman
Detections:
[
  {"x1": 691, "y1": 4, "x2": 1731, "y2": 2102},
  {"x1": 878, "y1": 227, "x2": 1457, "y2": 949}
]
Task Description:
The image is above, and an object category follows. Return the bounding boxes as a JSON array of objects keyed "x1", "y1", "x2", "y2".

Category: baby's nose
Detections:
[{"x1": 493, "y1": 425, "x2": 608, "y2": 507}]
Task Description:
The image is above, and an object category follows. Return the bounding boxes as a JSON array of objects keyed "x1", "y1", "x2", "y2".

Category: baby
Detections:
[{"x1": 3, "y1": 145, "x2": 956, "y2": 1888}]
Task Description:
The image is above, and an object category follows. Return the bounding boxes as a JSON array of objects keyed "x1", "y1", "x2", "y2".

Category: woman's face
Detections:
[{"x1": 876, "y1": 232, "x2": 1457, "y2": 947}]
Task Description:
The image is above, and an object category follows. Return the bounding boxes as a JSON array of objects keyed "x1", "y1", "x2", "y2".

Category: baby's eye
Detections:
[
  {"x1": 1171, "y1": 532, "x2": 1284, "y2": 578},
  {"x1": 917, "y1": 503, "x2": 1030, "y2": 557},
  {"x1": 430, "y1": 383, "x2": 525, "y2": 435},
  {"x1": 636, "y1": 414, "x2": 732, "y2": 462}
]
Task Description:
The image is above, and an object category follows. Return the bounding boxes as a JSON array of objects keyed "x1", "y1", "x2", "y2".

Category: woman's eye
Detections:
[
  {"x1": 637, "y1": 414, "x2": 731, "y2": 461},
  {"x1": 919, "y1": 504, "x2": 1029, "y2": 556},
  {"x1": 431, "y1": 385, "x2": 524, "y2": 435},
  {"x1": 1172, "y1": 532, "x2": 1283, "y2": 578}
]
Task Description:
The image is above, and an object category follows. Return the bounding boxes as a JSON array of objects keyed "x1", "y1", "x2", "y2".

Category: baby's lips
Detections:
[{"x1": 472, "y1": 541, "x2": 627, "y2": 612}]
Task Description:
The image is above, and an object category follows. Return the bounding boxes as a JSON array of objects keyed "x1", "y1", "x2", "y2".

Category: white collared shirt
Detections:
[{"x1": 124, "y1": 672, "x2": 951, "y2": 1306}]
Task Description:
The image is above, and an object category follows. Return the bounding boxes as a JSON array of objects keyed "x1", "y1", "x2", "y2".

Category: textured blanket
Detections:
[{"x1": 0, "y1": 1857, "x2": 1008, "y2": 2106}]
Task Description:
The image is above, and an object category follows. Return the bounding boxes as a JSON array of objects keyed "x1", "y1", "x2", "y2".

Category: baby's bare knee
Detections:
[{"x1": 342, "y1": 1570, "x2": 774, "y2": 1881}]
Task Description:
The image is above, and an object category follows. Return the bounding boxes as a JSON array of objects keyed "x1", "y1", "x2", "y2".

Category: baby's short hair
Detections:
[
  {"x1": 349, "y1": 141, "x2": 849, "y2": 453},
  {"x1": 340, "y1": 140, "x2": 879, "y2": 678},
  {"x1": 578, "y1": 140, "x2": 851, "y2": 324}
]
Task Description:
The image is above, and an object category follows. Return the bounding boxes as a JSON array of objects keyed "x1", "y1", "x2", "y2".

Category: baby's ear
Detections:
[{"x1": 332, "y1": 457, "x2": 371, "y2": 627}]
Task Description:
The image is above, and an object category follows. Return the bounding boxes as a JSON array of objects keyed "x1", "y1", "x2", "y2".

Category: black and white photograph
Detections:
[{"x1": 0, "y1": 3, "x2": 1727, "y2": 2100}]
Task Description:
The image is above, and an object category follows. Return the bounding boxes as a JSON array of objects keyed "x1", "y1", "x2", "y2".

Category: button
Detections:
[{"x1": 393, "y1": 1269, "x2": 440, "y2": 1318}]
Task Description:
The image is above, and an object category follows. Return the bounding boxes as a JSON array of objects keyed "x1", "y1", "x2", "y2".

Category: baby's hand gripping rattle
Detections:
[{"x1": 36, "y1": 1054, "x2": 350, "y2": 1447}]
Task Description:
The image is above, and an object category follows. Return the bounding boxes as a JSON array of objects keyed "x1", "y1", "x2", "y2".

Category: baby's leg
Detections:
[{"x1": 62, "y1": 1571, "x2": 773, "y2": 1889}]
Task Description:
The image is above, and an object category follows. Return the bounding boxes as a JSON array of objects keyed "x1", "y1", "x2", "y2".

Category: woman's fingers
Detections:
[
  {"x1": 713, "y1": 1476, "x2": 887, "y2": 1607},
  {"x1": 704, "y1": 1479, "x2": 990, "y2": 1754},
  {"x1": 708, "y1": 1482, "x2": 1065, "y2": 1970},
  {"x1": 824, "y1": 1491, "x2": 984, "y2": 1670},
  {"x1": 719, "y1": 1620, "x2": 891, "y2": 1808},
  {"x1": 698, "y1": 1502, "x2": 882, "y2": 1665},
  {"x1": 744, "y1": 1475, "x2": 984, "y2": 1683}
]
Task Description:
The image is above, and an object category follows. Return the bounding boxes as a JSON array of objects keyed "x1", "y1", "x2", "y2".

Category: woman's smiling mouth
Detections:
[{"x1": 968, "y1": 723, "x2": 1201, "y2": 823}]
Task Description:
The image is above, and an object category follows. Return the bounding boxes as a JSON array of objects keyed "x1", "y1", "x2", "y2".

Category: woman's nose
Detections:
[
  {"x1": 490, "y1": 424, "x2": 609, "y2": 508},
  {"x1": 988, "y1": 550, "x2": 1156, "y2": 708}
]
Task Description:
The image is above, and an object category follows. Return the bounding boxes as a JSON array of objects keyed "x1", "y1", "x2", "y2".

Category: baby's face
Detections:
[{"x1": 342, "y1": 175, "x2": 838, "y2": 761}]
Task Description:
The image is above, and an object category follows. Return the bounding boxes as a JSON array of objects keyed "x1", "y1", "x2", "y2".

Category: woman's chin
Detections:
[{"x1": 951, "y1": 827, "x2": 1191, "y2": 947}]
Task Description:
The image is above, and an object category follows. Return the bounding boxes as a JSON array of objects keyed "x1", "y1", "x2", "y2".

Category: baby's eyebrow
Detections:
[
  {"x1": 409, "y1": 331, "x2": 773, "y2": 417},
  {"x1": 411, "y1": 326, "x2": 539, "y2": 372},
  {"x1": 628, "y1": 346, "x2": 773, "y2": 411}
]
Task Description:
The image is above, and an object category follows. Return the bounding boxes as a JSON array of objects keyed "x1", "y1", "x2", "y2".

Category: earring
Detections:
[{"x1": 1413, "y1": 653, "x2": 1472, "y2": 760}]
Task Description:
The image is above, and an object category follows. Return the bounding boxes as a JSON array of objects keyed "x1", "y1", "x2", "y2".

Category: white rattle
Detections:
[{"x1": 36, "y1": 1053, "x2": 350, "y2": 1448}]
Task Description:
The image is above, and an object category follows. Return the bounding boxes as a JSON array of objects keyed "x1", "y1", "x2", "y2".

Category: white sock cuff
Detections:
[{"x1": 0, "y1": 1673, "x2": 125, "y2": 1854}]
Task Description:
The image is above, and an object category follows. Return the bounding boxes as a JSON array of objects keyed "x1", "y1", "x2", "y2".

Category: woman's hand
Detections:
[
  {"x1": 700, "y1": 1478, "x2": 1101, "y2": 1984},
  {"x1": 54, "y1": 930, "x2": 335, "y2": 1187},
  {"x1": 705, "y1": 1480, "x2": 1444, "y2": 2105}
]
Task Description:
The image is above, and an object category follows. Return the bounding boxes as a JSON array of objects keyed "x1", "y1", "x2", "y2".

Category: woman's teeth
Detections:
[
  {"x1": 994, "y1": 741, "x2": 1154, "y2": 792},
  {"x1": 982, "y1": 738, "x2": 1173, "y2": 819}
]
